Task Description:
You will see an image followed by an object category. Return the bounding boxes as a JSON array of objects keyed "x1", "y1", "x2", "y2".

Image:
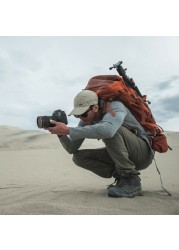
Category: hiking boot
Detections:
[{"x1": 107, "y1": 174, "x2": 143, "y2": 198}]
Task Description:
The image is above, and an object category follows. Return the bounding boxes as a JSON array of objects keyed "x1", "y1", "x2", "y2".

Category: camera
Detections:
[{"x1": 37, "y1": 109, "x2": 68, "y2": 129}]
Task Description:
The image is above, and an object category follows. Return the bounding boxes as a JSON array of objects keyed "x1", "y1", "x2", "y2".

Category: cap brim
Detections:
[{"x1": 68, "y1": 106, "x2": 90, "y2": 116}]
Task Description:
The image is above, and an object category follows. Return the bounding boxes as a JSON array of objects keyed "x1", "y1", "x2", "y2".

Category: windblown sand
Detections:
[{"x1": 0, "y1": 125, "x2": 178, "y2": 215}]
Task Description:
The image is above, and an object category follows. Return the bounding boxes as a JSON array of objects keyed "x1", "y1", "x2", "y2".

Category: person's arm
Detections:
[
  {"x1": 48, "y1": 120, "x2": 85, "y2": 154},
  {"x1": 48, "y1": 101, "x2": 127, "y2": 149},
  {"x1": 58, "y1": 135, "x2": 84, "y2": 154},
  {"x1": 69, "y1": 101, "x2": 127, "y2": 140}
]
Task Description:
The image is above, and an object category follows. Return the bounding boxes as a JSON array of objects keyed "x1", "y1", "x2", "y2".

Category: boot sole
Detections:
[{"x1": 108, "y1": 190, "x2": 143, "y2": 198}]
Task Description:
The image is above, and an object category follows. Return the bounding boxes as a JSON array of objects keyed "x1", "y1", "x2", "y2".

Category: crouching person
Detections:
[{"x1": 47, "y1": 90, "x2": 154, "y2": 198}]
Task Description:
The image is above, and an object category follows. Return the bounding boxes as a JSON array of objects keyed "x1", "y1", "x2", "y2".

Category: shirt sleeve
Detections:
[
  {"x1": 69, "y1": 101, "x2": 127, "y2": 140},
  {"x1": 58, "y1": 120, "x2": 85, "y2": 154}
]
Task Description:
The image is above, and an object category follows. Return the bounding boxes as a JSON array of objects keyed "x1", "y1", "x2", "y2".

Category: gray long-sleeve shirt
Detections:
[{"x1": 59, "y1": 101, "x2": 151, "y2": 154}]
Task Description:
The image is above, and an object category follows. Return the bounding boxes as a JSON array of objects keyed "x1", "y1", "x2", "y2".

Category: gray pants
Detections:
[{"x1": 73, "y1": 126, "x2": 154, "y2": 178}]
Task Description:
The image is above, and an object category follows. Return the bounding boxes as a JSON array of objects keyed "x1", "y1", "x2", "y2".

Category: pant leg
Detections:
[
  {"x1": 103, "y1": 126, "x2": 154, "y2": 175},
  {"x1": 72, "y1": 147, "x2": 115, "y2": 178}
]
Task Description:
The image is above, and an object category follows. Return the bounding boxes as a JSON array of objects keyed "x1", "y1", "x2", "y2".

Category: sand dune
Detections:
[
  {"x1": 0, "y1": 126, "x2": 59, "y2": 150},
  {"x1": 0, "y1": 125, "x2": 179, "y2": 214}
]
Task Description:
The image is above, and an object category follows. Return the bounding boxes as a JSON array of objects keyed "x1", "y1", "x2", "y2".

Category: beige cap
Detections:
[{"x1": 68, "y1": 90, "x2": 98, "y2": 116}]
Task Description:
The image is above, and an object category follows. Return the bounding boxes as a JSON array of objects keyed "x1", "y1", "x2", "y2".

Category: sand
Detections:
[{"x1": 0, "y1": 125, "x2": 179, "y2": 215}]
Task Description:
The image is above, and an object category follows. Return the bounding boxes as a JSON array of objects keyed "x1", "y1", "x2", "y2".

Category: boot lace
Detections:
[{"x1": 107, "y1": 176, "x2": 130, "y2": 189}]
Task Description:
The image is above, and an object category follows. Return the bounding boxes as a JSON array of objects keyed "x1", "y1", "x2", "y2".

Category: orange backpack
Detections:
[{"x1": 85, "y1": 74, "x2": 171, "y2": 153}]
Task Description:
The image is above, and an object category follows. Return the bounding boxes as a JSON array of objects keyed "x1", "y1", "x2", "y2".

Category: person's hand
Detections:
[{"x1": 47, "y1": 120, "x2": 69, "y2": 135}]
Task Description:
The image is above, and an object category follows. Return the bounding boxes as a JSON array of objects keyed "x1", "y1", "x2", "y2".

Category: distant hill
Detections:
[
  {"x1": 0, "y1": 125, "x2": 178, "y2": 151},
  {"x1": 0, "y1": 125, "x2": 58, "y2": 151}
]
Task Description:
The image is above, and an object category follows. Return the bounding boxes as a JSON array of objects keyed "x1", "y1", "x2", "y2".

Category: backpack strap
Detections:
[
  {"x1": 100, "y1": 99, "x2": 116, "y2": 117},
  {"x1": 138, "y1": 98, "x2": 145, "y2": 125},
  {"x1": 106, "y1": 103, "x2": 116, "y2": 117}
]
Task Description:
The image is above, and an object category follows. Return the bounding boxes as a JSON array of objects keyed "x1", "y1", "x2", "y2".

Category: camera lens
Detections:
[
  {"x1": 37, "y1": 110, "x2": 67, "y2": 129},
  {"x1": 37, "y1": 116, "x2": 54, "y2": 128},
  {"x1": 37, "y1": 116, "x2": 43, "y2": 128}
]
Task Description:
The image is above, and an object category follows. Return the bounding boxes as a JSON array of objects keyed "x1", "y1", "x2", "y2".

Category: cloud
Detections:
[
  {"x1": 160, "y1": 95, "x2": 179, "y2": 113},
  {"x1": 1, "y1": 37, "x2": 179, "y2": 131},
  {"x1": 156, "y1": 75, "x2": 179, "y2": 91},
  {"x1": 151, "y1": 93, "x2": 179, "y2": 124}
]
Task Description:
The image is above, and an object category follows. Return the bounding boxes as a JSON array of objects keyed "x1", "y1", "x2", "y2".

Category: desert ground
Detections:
[{"x1": 0, "y1": 125, "x2": 178, "y2": 215}]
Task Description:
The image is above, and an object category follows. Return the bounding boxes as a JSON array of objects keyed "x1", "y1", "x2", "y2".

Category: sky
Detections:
[{"x1": 0, "y1": 36, "x2": 179, "y2": 131}]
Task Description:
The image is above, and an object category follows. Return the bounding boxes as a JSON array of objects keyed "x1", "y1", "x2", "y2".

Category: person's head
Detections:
[{"x1": 68, "y1": 90, "x2": 99, "y2": 124}]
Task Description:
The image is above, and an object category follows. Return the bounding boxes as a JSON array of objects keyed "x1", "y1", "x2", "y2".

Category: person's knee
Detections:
[
  {"x1": 102, "y1": 127, "x2": 124, "y2": 144},
  {"x1": 72, "y1": 151, "x2": 85, "y2": 166},
  {"x1": 117, "y1": 126, "x2": 128, "y2": 136},
  {"x1": 72, "y1": 151, "x2": 80, "y2": 165}
]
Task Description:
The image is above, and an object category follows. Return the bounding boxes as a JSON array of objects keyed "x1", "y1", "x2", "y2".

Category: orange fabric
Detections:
[{"x1": 85, "y1": 75, "x2": 169, "y2": 153}]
